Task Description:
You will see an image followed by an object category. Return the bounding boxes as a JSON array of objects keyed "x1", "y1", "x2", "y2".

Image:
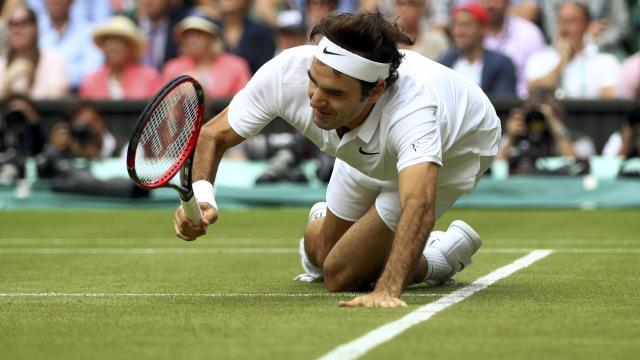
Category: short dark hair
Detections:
[
  {"x1": 1, "y1": 93, "x2": 36, "y2": 110},
  {"x1": 558, "y1": 1, "x2": 591, "y2": 22},
  {"x1": 310, "y1": 12, "x2": 413, "y2": 98},
  {"x1": 64, "y1": 101, "x2": 105, "y2": 124},
  {"x1": 525, "y1": 89, "x2": 567, "y2": 121}
]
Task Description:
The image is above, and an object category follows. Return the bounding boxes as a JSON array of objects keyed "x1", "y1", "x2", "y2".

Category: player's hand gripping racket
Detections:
[{"x1": 127, "y1": 75, "x2": 205, "y2": 225}]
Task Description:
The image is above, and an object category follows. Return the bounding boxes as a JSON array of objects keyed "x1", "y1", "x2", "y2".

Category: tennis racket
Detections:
[{"x1": 126, "y1": 75, "x2": 205, "y2": 225}]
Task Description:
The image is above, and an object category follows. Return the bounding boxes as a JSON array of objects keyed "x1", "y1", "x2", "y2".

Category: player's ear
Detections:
[{"x1": 369, "y1": 80, "x2": 386, "y2": 101}]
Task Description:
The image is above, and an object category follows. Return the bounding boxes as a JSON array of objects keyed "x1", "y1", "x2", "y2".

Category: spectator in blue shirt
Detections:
[
  {"x1": 33, "y1": 0, "x2": 103, "y2": 89},
  {"x1": 27, "y1": 0, "x2": 111, "y2": 25}
]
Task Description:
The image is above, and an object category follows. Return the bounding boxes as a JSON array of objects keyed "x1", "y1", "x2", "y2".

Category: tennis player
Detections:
[{"x1": 174, "y1": 12, "x2": 501, "y2": 308}]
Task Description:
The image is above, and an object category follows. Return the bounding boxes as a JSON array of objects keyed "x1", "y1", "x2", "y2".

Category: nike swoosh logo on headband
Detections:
[{"x1": 322, "y1": 47, "x2": 344, "y2": 56}]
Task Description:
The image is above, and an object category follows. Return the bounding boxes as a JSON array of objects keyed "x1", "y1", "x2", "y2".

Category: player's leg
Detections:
[
  {"x1": 299, "y1": 155, "x2": 493, "y2": 289},
  {"x1": 303, "y1": 155, "x2": 489, "y2": 290},
  {"x1": 315, "y1": 185, "x2": 476, "y2": 291},
  {"x1": 322, "y1": 203, "x2": 428, "y2": 292},
  {"x1": 303, "y1": 205, "x2": 350, "y2": 267},
  {"x1": 421, "y1": 154, "x2": 496, "y2": 284},
  {"x1": 295, "y1": 159, "x2": 382, "y2": 283}
]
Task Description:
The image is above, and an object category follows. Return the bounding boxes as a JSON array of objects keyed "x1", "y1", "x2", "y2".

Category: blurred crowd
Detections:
[{"x1": 1, "y1": 0, "x2": 639, "y2": 190}]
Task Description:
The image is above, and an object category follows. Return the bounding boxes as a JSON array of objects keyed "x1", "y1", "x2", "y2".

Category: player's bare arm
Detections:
[
  {"x1": 192, "y1": 108, "x2": 244, "y2": 182},
  {"x1": 377, "y1": 163, "x2": 439, "y2": 292},
  {"x1": 339, "y1": 162, "x2": 439, "y2": 308},
  {"x1": 174, "y1": 107, "x2": 246, "y2": 240}
]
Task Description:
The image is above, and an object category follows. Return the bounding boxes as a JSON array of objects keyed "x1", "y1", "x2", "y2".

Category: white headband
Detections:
[{"x1": 314, "y1": 36, "x2": 391, "y2": 83}]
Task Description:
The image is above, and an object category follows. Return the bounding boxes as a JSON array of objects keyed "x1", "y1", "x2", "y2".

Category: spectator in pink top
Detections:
[
  {"x1": 616, "y1": 52, "x2": 640, "y2": 101},
  {"x1": 482, "y1": 0, "x2": 545, "y2": 98},
  {"x1": 79, "y1": 16, "x2": 161, "y2": 100},
  {"x1": 162, "y1": 13, "x2": 251, "y2": 99}
]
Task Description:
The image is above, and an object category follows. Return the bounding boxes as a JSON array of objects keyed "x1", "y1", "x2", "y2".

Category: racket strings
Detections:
[{"x1": 135, "y1": 83, "x2": 200, "y2": 184}]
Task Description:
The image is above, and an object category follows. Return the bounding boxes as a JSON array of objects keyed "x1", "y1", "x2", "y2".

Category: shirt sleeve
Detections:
[
  {"x1": 227, "y1": 55, "x2": 282, "y2": 139},
  {"x1": 390, "y1": 106, "x2": 442, "y2": 173}
]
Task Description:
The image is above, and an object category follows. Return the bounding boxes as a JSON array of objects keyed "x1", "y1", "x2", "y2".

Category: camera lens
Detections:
[
  {"x1": 524, "y1": 110, "x2": 545, "y2": 124},
  {"x1": 3, "y1": 109, "x2": 27, "y2": 130},
  {"x1": 69, "y1": 123, "x2": 94, "y2": 145}
]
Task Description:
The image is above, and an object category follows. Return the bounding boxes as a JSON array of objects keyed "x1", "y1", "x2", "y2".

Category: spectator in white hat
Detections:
[
  {"x1": 161, "y1": 13, "x2": 251, "y2": 99},
  {"x1": 79, "y1": 15, "x2": 161, "y2": 100}
]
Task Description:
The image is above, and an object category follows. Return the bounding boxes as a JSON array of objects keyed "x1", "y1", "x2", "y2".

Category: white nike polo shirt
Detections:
[{"x1": 227, "y1": 45, "x2": 500, "y2": 185}]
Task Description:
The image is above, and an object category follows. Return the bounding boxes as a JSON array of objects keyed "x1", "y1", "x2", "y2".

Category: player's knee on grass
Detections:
[
  {"x1": 323, "y1": 257, "x2": 369, "y2": 292},
  {"x1": 303, "y1": 218, "x2": 346, "y2": 268}
]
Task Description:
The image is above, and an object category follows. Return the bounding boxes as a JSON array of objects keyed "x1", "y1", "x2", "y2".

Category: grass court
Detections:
[{"x1": 1, "y1": 208, "x2": 639, "y2": 359}]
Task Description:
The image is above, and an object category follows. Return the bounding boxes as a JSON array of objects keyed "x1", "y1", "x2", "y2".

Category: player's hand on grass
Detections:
[
  {"x1": 174, "y1": 202, "x2": 218, "y2": 241},
  {"x1": 338, "y1": 290, "x2": 407, "y2": 309}
]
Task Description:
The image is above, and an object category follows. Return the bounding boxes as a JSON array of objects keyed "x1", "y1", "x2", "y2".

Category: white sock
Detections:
[
  {"x1": 295, "y1": 237, "x2": 323, "y2": 282},
  {"x1": 423, "y1": 248, "x2": 453, "y2": 283}
]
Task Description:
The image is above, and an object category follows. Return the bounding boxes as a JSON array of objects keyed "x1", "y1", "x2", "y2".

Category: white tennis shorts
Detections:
[{"x1": 326, "y1": 154, "x2": 494, "y2": 231}]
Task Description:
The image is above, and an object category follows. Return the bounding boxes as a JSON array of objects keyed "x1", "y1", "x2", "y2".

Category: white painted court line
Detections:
[
  {"x1": 0, "y1": 292, "x2": 441, "y2": 298},
  {"x1": 317, "y1": 250, "x2": 553, "y2": 360},
  {"x1": 1, "y1": 248, "x2": 639, "y2": 254}
]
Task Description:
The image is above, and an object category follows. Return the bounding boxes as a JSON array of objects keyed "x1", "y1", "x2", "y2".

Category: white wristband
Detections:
[{"x1": 192, "y1": 180, "x2": 218, "y2": 210}]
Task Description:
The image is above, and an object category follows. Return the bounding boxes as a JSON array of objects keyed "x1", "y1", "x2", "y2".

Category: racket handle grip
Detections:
[{"x1": 181, "y1": 195, "x2": 202, "y2": 225}]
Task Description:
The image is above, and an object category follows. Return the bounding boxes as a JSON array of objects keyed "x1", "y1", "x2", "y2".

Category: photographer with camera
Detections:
[
  {"x1": 0, "y1": 93, "x2": 45, "y2": 184},
  {"x1": 48, "y1": 101, "x2": 116, "y2": 160},
  {"x1": 496, "y1": 91, "x2": 594, "y2": 174},
  {"x1": 42, "y1": 101, "x2": 147, "y2": 198}
]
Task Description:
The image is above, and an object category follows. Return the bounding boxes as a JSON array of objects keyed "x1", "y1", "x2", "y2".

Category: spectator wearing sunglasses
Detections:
[{"x1": 0, "y1": 5, "x2": 70, "y2": 98}]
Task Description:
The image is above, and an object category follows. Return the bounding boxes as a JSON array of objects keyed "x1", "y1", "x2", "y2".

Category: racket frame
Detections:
[{"x1": 126, "y1": 75, "x2": 205, "y2": 202}]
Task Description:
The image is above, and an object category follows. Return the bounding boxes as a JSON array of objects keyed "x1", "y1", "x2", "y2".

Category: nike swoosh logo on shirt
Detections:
[
  {"x1": 322, "y1": 47, "x2": 343, "y2": 56},
  {"x1": 359, "y1": 147, "x2": 380, "y2": 155}
]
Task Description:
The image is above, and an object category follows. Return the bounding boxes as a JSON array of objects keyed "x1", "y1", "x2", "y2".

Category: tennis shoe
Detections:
[{"x1": 425, "y1": 220, "x2": 482, "y2": 284}]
